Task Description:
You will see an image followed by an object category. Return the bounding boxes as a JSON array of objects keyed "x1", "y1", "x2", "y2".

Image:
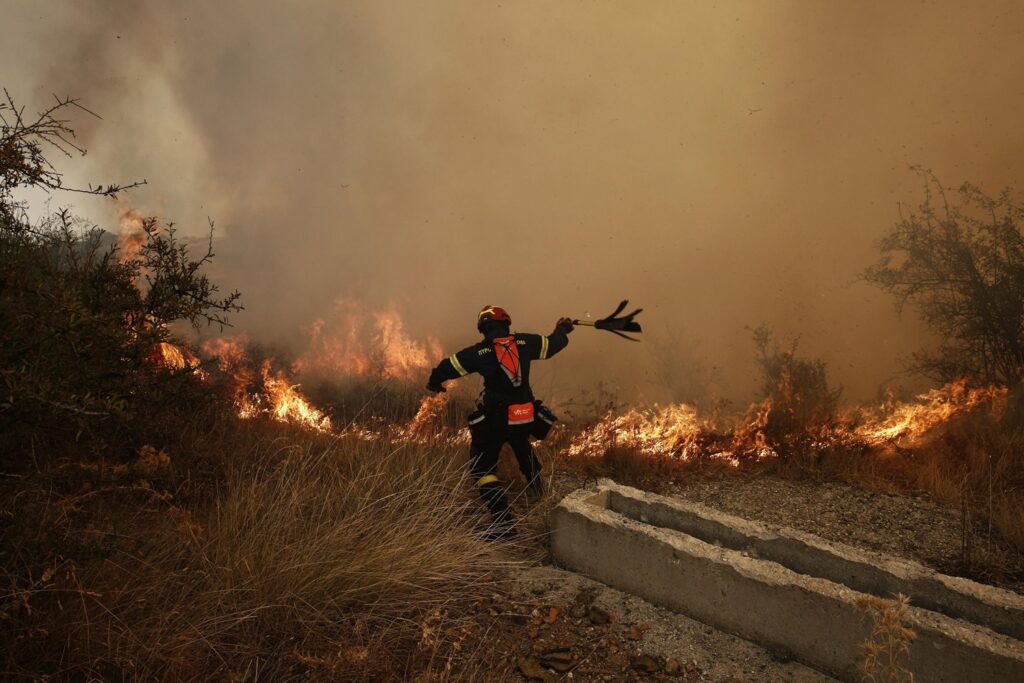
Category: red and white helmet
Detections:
[{"x1": 477, "y1": 305, "x2": 512, "y2": 332}]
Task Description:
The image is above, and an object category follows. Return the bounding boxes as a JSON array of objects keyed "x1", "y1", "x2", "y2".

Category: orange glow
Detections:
[
  {"x1": 116, "y1": 204, "x2": 148, "y2": 263},
  {"x1": 565, "y1": 378, "x2": 1006, "y2": 464},
  {"x1": 152, "y1": 342, "x2": 204, "y2": 377},
  {"x1": 853, "y1": 378, "x2": 1007, "y2": 446},
  {"x1": 292, "y1": 298, "x2": 441, "y2": 380}
]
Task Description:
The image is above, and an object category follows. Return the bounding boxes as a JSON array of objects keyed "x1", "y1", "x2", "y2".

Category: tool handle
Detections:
[{"x1": 572, "y1": 320, "x2": 596, "y2": 327}]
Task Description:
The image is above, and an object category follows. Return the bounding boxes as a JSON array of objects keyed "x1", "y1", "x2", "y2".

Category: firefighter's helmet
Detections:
[{"x1": 477, "y1": 305, "x2": 512, "y2": 332}]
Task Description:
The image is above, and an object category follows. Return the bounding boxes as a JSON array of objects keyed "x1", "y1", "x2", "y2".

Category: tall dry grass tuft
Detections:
[
  {"x1": 856, "y1": 593, "x2": 916, "y2": 683},
  {"x1": 3, "y1": 429, "x2": 509, "y2": 680}
]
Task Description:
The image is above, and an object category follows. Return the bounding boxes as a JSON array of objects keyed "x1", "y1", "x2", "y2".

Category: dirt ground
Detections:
[
  {"x1": 466, "y1": 465, "x2": 1022, "y2": 682},
  {"x1": 478, "y1": 564, "x2": 835, "y2": 682}
]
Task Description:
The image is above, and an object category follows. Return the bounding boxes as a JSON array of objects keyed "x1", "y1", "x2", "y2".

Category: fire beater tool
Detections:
[{"x1": 573, "y1": 300, "x2": 644, "y2": 341}]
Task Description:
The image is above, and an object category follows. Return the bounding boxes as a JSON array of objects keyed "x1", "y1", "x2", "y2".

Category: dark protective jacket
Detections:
[{"x1": 428, "y1": 329, "x2": 569, "y2": 410}]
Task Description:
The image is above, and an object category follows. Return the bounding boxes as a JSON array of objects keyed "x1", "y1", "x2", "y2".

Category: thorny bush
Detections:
[{"x1": 0, "y1": 92, "x2": 240, "y2": 466}]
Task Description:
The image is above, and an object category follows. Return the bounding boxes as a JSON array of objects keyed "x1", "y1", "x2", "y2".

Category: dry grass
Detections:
[
  {"x1": 1, "y1": 424, "x2": 511, "y2": 680},
  {"x1": 816, "y1": 391, "x2": 1024, "y2": 566},
  {"x1": 856, "y1": 593, "x2": 916, "y2": 683}
]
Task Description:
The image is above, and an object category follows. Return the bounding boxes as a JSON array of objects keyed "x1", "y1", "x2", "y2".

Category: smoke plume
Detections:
[{"x1": 5, "y1": 0, "x2": 1024, "y2": 402}]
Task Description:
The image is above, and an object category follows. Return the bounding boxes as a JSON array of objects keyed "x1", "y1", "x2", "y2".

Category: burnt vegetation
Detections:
[{"x1": 752, "y1": 325, "x2": 843, "y2": 451}]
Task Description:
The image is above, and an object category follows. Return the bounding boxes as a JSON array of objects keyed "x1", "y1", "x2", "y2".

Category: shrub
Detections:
[
  {"x1": 0, "y1": 93, "x2": 240, "y2": 466},
  {"x1": 752, "y1": 325, "x2": 842, "y2": 452},
  {"x1": 865, "y1": 167, "x2": 1024, "y2": 386}
]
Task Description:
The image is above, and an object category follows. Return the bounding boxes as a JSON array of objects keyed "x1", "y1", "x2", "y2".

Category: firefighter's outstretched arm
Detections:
[
  {"x1": 547, "y1": 317, "x2": 574, "y2": 357},
  {"x1": 426, "y1": 346, "x2": 477, "y2": 393},
  {"x1": 524, "y1": 317, "x2": 574, "y2": 361}
]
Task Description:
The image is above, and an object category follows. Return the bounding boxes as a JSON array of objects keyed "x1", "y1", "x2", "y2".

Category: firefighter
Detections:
[{"x1": 426, "y1": 306, "x2": 574, "y2": 539}]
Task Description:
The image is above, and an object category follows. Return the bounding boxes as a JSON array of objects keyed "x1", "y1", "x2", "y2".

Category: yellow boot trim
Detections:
[{"x1": 476, "y1": 474, "x2": 499, "y2": 487}]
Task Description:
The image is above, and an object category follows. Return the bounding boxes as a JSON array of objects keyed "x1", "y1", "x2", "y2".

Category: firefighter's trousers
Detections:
[{"x1": 469, "y1": 423, "x2": 541, "y2": 527}]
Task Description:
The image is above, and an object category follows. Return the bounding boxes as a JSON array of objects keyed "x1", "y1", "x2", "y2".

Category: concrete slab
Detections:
[
  {"x1": 549, "y1": 482, "x2": 1024, "y2": 683},
  {"x1": 603, "y1": 481, "x2": 1024, "y2": 640}
]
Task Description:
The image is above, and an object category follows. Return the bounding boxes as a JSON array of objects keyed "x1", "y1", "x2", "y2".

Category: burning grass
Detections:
[
  {"x1": 562, "y1": 380, "x2": 1024, "y2": 575},
  {"x1": 5, "y1": 324, "x2": 1023, "y2": 678},
  {"x1": 169, "y1": 325, "x2": 1024, "y2": 562}
]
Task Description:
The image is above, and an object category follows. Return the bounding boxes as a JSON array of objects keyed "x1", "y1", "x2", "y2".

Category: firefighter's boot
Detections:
[{"x1": 477, "y1": 476, "x2": 516, "y2": 541}]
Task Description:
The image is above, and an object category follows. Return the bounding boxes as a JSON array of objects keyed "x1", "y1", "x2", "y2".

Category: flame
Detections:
[
  {"x1": 116, "y1": 204, "x2": 148, "y2": 263},
  {"x1": 194, "y1": 298, "x2": 447, "y2": 435},
  {"x1": 566, "y1": 378, "x2": 1008, "y2": 464},
  {"x1": 292, "y1": 299, "x2": 441, "y2": 380},
  {"x1": 566, "y1": 397, "x2": 779, "y2": 465},
  {"x1": 374, "y1": 307, "x2": 444, "y2": 379},
  {"x1": 151, "y1": 319, "x2": 1012, "y2": 461},
  {"x1": 201, "y1": 335, "x2": 331, "y2": 432},
  {"x1": 246, "y1": 360, "x2": 332, "y2": 432},
  {"x1": 854, "y1": 378, "x2": 1007, "y2": 445},
  {"x1": 399, "y1": 393, "x2": 448, "y2": 440},
  {"x1": 729, "y1": 398, "x2": 775, "y2": 460},
  {"x1": 568, "y1": 403, "x2": 711, "y2": 460},
  {"x1": 152, "y1": 341, "x2": 205, "y2": 376}
]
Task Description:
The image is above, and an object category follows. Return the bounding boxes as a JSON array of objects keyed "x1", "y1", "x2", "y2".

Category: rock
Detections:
[
  {"x1": 539, "y1": 647, "x2": 575, "y2": 673},
  {"x1": 625, "y1": 625, "x2": 645, "y2": 641},
  {"x1": 516, "y1": 655, "x2": 556, "y2": 682},
  {"x1": 588, "y1": 606, "x2": 613, "y2": 625},
  {"x1": 665, "y1": 658, "x2": 682, "y2": 674},
  {"x1": 630, "y1": 654, "x2": 660, "y2": 673},
  {"x1": 569, "y1": 602, "x2": 588, "y2": 619}
]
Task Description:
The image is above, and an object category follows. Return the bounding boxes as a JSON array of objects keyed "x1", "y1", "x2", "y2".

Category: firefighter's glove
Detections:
[
  {"x1": 555, "y1": 317, "x2": 575, "y2": 335},
  {"x1": 426, "y1": 381, "x2": 447, "y2": 394}
]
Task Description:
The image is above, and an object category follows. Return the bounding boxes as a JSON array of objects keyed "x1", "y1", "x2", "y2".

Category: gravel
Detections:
[
  {"x1": 506, "y1": 564, "x2": 835, "y2": 682},
  {"x1": 668, "y1": 473, "x2": 1024, "y2": 593}
]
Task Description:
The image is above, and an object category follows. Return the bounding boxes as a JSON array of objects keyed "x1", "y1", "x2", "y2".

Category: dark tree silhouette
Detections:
[{"x1": 865, "y1": 168, "x2": 1024, "y2": 386}]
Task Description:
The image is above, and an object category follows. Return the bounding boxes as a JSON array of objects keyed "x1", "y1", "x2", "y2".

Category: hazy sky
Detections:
[{"x1": 4, "y1": 1, "x2": 1024, "y2": 403}]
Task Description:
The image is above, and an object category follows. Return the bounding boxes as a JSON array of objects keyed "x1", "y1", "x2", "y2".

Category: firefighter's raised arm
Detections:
[
  {"x1": 426, "y1": 346, "x2": 477, "y2": 393},
  {"x1": 522, "y1": 317, "x2": 574, "y2": 362}
]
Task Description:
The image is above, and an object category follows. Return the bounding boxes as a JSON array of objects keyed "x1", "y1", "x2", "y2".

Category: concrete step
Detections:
[{"x1": 549, "y1": 480, "x2": 1024, "y2": 683}]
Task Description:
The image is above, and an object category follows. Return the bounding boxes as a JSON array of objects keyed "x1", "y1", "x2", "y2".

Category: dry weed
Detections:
[{"x1": 856, "y1": 593, "x2": 917, "y2": 683}]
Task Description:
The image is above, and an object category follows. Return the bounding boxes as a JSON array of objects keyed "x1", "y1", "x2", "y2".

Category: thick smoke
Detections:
[{"x1": 5, "y1": 1, "x2": 1024, "y2": 403}]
